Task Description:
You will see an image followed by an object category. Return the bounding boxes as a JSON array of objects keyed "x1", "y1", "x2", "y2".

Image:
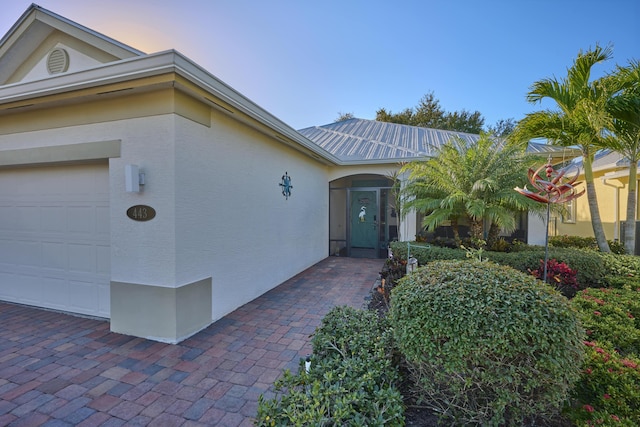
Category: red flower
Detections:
[
  {"x1": 594, "y1": 311, "x2": 602, "y2": 316},
  {"x1": 611, "y1": 415, "x2": 620, "y2": 422},
  {"x1": 584, "y1": 341, "x2": 596, "y2": 347},
  {"x1": 603, "y1": 394, "x2": 611, "y2": 400},
  {"x1": 583, "y1": 404, "x2": 595, "y2": 413},
  {"x1": 584, "y1": 368, "x2": 593, "y2": 374},
  {"x1": 621, "y1": 359, "x2": 638, "y2": 369},
  {"x1": 628, "y1": 312, "x2": 635, "y2": 319}
]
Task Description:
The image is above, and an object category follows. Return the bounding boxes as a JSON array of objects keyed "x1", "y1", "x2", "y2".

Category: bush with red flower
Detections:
[
  {"x1": 572, "y1": 288, "x2": 640, "y2": 355},
  {"x1": 567, "y1": 287, "x2": 640, "y2": 425}
]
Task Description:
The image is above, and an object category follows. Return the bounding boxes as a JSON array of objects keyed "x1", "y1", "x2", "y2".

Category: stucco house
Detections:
[
  {"x1": 553, "y1": 150, "x2": 640, "y2": 254},
  {"x1": 0, "y1": 5, "x2": 574, "y2": 344}
]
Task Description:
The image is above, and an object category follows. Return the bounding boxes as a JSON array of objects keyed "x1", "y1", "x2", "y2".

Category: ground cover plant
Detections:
[{"x1": 255, "y1": 306, "x2": 404, "y2": 426}]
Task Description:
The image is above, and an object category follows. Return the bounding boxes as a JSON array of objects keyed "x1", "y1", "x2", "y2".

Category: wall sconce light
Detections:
[{"x1": 125, "y1": 164, "x2": 145, "y2": 193}]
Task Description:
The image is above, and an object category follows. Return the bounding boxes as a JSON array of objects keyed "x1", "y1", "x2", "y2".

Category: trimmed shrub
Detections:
[
  {"x1": 571, "y1": 288, "x2": 640, "y2": 357},
  {"x1": 550, "y1": 235, "x2": 626, "y2": 254},
  {"x1": 389, "y1": 241, "x2": 608, "y2": 289},
  {"x1": 600, "y1": 253, "x2": 640, "y2": 289},
  {"x1": 390, "y1": 260, "x2": 584, "y2": 426},
  {"x1": 390, "y1": 241, "x2": 465, "y2": 264},
  {"x1": 255, "y1": 306, "x2": 404, "y2": 426},
  {"x1": 490, "y1": 248, "x2": 607, "y2": 289},
  {"x1": 566, "y1": 342, "x2": 640, "y2": 426},
  {"x1": 565, "y1": 287, "x2": 640, "y2": 425}
]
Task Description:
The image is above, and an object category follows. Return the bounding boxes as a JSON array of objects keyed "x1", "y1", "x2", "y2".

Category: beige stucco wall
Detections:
[
  {"x1": 174, "y1": 107, "x2": 329, "y2": 321},
  {"x1": 555, "y1": 168, "x2": 633, "y2": 241},
  {"x1": 0, "y1": 82, "x2": 330, "y2": 341}
]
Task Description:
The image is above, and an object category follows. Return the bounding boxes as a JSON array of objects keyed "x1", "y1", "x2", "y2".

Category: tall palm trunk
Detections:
[
  {"x1": 451, "y1": 217, "x2": 461, "y2": 247},
  {"x1": 583, "y1": 154, "x2": 611, "y2": 253},
  {"x1": 486, "y1": 222, "x2": 501, "y2": 249},
  {"x1": 624, "y1": 160, "x2": 637, "y2": 254}
]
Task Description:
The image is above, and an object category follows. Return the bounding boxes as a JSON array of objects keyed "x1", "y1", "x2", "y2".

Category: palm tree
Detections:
[
  {"x1": 400, "y1": 134, "x2": 537, "y2": 247},
  {"x1": 511, "y1": 45, "x2": 615, "y2": 252},
  {"x1": 605, "y1": 59, "x2": 640, "y2": 254}
]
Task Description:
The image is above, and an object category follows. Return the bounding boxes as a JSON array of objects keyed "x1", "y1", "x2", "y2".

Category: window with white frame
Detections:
[{"x1": 562, "y1": 198, "x2": 576, "y2": 223}]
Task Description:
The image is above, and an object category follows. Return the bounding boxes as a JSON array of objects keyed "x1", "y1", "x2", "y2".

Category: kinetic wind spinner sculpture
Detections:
[
  {"x1": 514, "y1": 156, "x2": 584, "y2": 205},
  {"x1": 514, "y1": 155, "x2": 584, "y2": 282}
]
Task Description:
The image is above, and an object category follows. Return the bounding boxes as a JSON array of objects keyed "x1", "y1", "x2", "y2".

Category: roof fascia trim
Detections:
[
  {"x1": 169, "y1": 53, "x2": 341, "y2": 165},
  {"x1": 0, "y1": 4, "x2": 144, "y2": 58},
  {"x1": 0, "y1": 49, "x2": 342, "y2": 165}
]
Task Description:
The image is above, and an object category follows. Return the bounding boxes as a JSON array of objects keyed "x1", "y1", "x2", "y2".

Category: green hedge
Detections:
[
  {"x1": 390, "y1": 241, "x2": 612, "y2": 289},
  {"x1": 550, "y1": 235, "x2": 626, "y2": 254},
  {"x1": 390, "y1": 260, "x2": 584, "y2": 426},
  {"x1": 255, "y1": 306, "x2": 404, "y2": 426}
]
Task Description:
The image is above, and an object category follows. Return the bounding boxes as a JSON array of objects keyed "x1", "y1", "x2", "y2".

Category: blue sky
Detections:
[{"x1": 1, "y1": 1, "x2": 638, "y2": 130}]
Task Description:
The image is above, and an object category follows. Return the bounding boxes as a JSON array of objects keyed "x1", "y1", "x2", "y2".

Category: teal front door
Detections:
[{"x1": 350, "y1": 190, "x2": 378, "y2": 250}]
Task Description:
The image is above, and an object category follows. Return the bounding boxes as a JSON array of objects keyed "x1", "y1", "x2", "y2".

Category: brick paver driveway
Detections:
[{"x1": 0, "y1": 257, "x2": 382, "y2": 426}]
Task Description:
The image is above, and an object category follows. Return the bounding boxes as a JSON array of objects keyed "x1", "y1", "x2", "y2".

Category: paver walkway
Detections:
[{"x1": 0, "y1": 257, "x2": 382, "y2": 426}]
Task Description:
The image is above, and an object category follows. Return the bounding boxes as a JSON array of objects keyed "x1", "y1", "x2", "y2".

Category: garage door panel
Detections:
[
  {"x1": 43, "y1": 276, "x2": 69, "y2": 310},
  {"x1": 69, "y1": 280, "x2": 99, "y2": 314},
  {"x1": 69, "y1": 243, "x2": 96, "y2": 273},
  {"x1": 15, "y1": 240, "x2": 41, "y2": 267},
  {"x1": 68, "y1": 206, "x2": 95, "y2": 235},
  {"x1": 42, "y1": 241, "x2": 66, "y2": 270},
  {"x1": 0, "y1": 206, "x2": 16, "y2": 230},
  {"x1": 16, "y1": 274, "x2": 42, "y2": 304},
  {"x1": 0, "y1": 164, "x2": 110, "y2": 318},
  {"x1": 15, "y1": 206, "x2": 39, "y2": 231},
  {"x1": 96, "y1": 206, "x2": 110, "y2": 235},
  {"x1": 41, "y1": 206, "x2": 66, "y2": 232},
  {"x1": 97, "y1": 245, "x2": 110, "y2": 274}
]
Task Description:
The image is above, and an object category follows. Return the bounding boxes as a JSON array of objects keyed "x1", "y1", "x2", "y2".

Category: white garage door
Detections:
[{"x1": 0, "y1": 163, "x2": 110, "y2": 318}]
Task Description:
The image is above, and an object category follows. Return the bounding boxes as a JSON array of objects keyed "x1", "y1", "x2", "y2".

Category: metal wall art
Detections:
[{"x1": 279, "y1": 172, "x2": 293, "y2": 200}]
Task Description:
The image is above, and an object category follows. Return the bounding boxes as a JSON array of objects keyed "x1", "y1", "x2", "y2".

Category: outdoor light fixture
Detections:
[{"x1": 125, "y1": 164, "x2": 145, "y2": 193}]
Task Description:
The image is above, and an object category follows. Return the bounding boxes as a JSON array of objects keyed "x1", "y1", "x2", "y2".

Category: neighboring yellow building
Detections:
[{"x1": 553, "y1": 150, "x2": 638, "y2": 251}]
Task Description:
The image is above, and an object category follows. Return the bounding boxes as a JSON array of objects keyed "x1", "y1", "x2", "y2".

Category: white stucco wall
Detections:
[
  {"x1": 1, "y1": 108, "x2": 329, "y2": 325},
  {"x1": 108, "y1": 116, "x2": 178, "y2": 287},
  {"x1": 174, "y1": 112, "x2": 329, "y2": 320},
  {"x1": 527, "y1": 212, "x2": 547, "y2": 246},
  {"x1": 0, "y1": 116, "x2": 179, "y2": 287}
]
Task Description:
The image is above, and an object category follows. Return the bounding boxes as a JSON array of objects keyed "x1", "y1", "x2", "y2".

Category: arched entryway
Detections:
[{"x1": 329, "y1": 174, "x2": 397, "y2": 258}]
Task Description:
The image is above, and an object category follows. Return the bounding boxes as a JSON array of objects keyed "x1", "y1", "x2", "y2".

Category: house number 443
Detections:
[{"x1": 126, "y1": 205, "x2": 156, "y2": 222}]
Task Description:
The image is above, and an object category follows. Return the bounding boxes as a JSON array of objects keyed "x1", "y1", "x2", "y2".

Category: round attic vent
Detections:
[{"x1": 47, "y1": 48, "x2": 69, "y2": 74}]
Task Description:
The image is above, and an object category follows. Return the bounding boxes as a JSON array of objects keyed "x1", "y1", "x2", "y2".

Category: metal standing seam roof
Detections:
[
  {"x1": 297, "y1": 118, "x2": 481, "y2": 162},
  {"x1": 298, "y1": 118, "x2": 580, "y2": 163}
]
